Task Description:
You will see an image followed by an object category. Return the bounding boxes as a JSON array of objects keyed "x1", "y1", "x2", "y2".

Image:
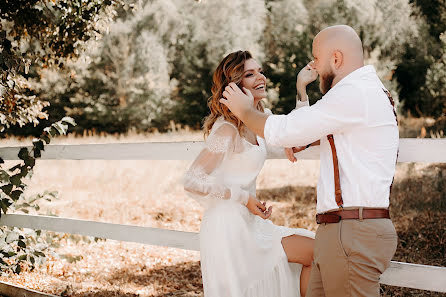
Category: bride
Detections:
[{"x1": 184, "y1": 50, "x2": 315, "y2": 297}]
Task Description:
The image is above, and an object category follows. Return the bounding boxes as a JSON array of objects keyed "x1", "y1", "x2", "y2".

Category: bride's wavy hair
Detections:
[{"x1": 203, "y1": 50, "x2": 264, "y2": 138}]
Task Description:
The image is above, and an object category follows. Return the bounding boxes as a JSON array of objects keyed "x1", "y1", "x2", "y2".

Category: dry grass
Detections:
[{"x1": 0, "y1": 131, "x2": 444, "y2": 296}]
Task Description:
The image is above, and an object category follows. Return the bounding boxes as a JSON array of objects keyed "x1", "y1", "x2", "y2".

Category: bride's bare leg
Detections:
[
  {"x1": 281, "y1": 234, "x2": 314, "y2": 265},
  {"x1": 281, "y1": 235, "x2": 314, "y2": 297}
]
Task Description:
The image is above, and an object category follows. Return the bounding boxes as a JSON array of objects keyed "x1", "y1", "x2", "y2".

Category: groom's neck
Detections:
[{"x1": 332, "y1": 62, "x2": 364, "y2": 88}]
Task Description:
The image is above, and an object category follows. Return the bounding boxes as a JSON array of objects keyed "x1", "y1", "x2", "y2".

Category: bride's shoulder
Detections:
[
  {"x1": 206, "y1": 118, "x2": 240, "y2": 153},
  {"x1": 210, "y1": 117, "x2": 238, "y2": 135}
]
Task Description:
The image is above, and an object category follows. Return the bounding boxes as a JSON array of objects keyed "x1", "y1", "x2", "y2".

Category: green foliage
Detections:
[
  {"x1": 0, "y1": 192, "x2": 56, "y2": 275},
  {"x1": 60, "y1": 0, "x2": 181, "y2": 133},
  {"x1": 0, "y1": 0, "x2": 115, "y2": 276},
  {"x1": 394, "y1": 0, "x2": 446, "y2": 118},
  {"x1": 411, "y1": 0, "x2": 446, "y2": 40},
  {"x1": 0, "y1": 117, "x2": 75, "y2": 274},
  {"x1": 171, "y1": 0, "x2": 269, "y2": 128},
  {"x1": 263, "y1": 0, "x2": 316, "y2": 113},
  {"x1": 4, "y1": 0, "x2": 446, "y2": 134},
  {"x1": 0, "y1": 0, "x2": 124, "y2": 135},
  {"x1": 30, "y1": 0, "x2": 269, "y2": 131},
  {"x1": 424, "y1": 32, "x2": 446, "y2": 122}
]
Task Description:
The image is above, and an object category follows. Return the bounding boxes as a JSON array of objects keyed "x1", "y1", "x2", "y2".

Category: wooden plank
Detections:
[
  {"x1": 0, "y1": 142, "x2": 204, "y2": 161},
  {"x1": 398, "y1": 138, "x2": 446, "y2": 162},
  {"x1": 1, "y1": 214, "x2": 446, "y2": 292},
  {"x1": 379, "y1": 261, "x2": 446, "y2": 292},
  {"x1": 0, "y1": 138, "x2": 445, "y2": 162},
  {"x1": 0, "y1": 214, "x2": 199, "y2": 251},
  {"x1": 0, "y1": 280, "x2": 59, "y2": 297}
]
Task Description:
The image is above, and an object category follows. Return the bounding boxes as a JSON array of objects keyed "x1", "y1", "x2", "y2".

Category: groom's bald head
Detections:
[
  {"x1": 314, "y1": 25, "x2": 364, "y2": 62},
  {"x1": 312, "y1": 25, "x2": 364, "y2": 94}
]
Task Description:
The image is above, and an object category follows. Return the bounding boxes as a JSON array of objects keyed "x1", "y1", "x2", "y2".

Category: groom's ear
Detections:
[{"x1": 332, "y1": 50, "x2": 344, "y2": 70}]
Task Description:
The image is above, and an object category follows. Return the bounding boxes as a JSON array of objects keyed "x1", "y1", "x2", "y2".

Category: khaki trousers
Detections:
[{"x1": 307, "y1": 218, "x2": 397, "y2": 297}]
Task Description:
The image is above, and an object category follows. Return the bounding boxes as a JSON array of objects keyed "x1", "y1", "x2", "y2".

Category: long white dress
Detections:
[{"x1": 183, "y1": 110, "x2": 315, "y2": 297}]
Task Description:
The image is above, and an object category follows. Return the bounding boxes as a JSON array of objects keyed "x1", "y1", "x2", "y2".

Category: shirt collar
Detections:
[{"x1": 329, "y1": 65, "x2": 376, "y2": 92}]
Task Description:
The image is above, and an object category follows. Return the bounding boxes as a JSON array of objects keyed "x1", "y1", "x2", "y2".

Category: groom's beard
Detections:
[{"x1": 320, "y1": 70, "x2": 335, "y2": 95}]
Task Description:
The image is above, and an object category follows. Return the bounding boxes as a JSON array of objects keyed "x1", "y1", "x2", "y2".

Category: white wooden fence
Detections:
[{"x1": 1, "y1": 138, "x2": 446, "y2": 293}]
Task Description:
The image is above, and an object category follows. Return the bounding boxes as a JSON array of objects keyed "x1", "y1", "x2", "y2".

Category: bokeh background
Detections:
[{"x1": 2, "y1": 0, "x2": 446, "y2": 136}]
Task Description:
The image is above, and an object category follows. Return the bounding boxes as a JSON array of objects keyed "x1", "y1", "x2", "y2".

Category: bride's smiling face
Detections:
[{"x1": 240, "y1": 59, "x2": 267, "y2": 104}]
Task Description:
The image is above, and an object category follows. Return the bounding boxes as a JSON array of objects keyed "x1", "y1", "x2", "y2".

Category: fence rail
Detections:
[
  {"x1": 1, "y1": 139, "x2": 446, "y2": 293},
  {"x1": 0, "y1": 138, "x2": 445, "y2": 162},
  {"x1": 0, "y1": 213, "x2": 445, "y2": 292}
]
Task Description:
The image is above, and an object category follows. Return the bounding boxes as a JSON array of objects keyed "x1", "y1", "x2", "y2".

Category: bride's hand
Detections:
[{"x1": 246, "y1": 196, "x2": 272, "y2": 219}]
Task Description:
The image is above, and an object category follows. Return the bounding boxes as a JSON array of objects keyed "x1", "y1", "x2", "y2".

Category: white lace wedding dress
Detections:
[{"x1": 183, "y1": 109, "x2": 315, "y2": 297}]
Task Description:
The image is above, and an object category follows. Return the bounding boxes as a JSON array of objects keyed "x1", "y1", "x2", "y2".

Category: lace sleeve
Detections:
[{"x1": 183, "y1": 122, "x2": 250, "y2": 205}]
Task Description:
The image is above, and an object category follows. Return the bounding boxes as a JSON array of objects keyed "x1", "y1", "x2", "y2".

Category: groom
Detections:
[{"x1": 220, "y1": 25, "x2": 398, "y2": 297}]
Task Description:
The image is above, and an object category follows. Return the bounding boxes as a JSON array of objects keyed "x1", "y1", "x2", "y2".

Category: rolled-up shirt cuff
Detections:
[
  {"x1": 264, "y1": 114, "x2": 286, "y2": 147},
  {"x1": 295, "y1": 100, "x2": 310, "y2": 109}
]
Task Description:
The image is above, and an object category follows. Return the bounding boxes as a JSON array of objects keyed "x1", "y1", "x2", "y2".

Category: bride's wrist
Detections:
[{"x1": 296, "y1": 89, "x2": 308, "y2": 102}]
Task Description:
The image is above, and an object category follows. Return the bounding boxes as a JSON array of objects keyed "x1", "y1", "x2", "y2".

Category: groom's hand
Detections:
[
  {"x1": 284, "y1": 146, "x2": 307, "y2": 163},
  {"x1": 220, "y1": 83, "x2": 254, "y2": 120}
]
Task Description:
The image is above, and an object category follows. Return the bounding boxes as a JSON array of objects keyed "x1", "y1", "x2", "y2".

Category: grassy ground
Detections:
[{"x1": 0, "y1": 129, "x2": 444, "y2": 296}]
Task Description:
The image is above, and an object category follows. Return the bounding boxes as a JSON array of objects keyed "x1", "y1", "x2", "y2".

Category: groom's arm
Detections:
[
  {"x1": 221, "y1": 83, "x2": 367, "y2": 148},
  {"x1": 235, "y1": 106, "x2": 322, "y2": 147},
  {"x1": 238, "y1": 108, "x2": 269, "y2": 138}
]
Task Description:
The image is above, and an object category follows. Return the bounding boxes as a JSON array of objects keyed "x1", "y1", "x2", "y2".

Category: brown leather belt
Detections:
[{"x1": 316, "y1": 208, "x2": 390, "y2": 224}]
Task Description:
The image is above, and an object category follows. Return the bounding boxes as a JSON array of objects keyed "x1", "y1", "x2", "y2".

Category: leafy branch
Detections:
[{"x1": 0, "y1": 116, "x2": 75, "y2": 274}]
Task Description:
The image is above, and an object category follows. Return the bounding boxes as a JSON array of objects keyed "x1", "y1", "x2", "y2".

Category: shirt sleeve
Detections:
[
  {"x1": 264, "y1": 83, "x2": 367, "y2": 148},
  {"x1": 263, "y1": 108, "x2": 286, "y2": 154},
  {"x1": 183, "y1": 122, "x2": 250, "y2": 205}
]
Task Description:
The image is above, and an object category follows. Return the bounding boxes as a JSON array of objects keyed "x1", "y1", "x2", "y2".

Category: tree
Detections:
[
  {"x1": 411, "y1": 0, "x2": 446, "y2": 40},
  {"x1": 4, "y1": 0, "x2": 443, "y2": 132},
  {"x1": 263, "y1": 0, "x2": 315, "y2": 114},
  {"x1": 395, "y1": 0, "x2": 446, "y2": 117},
  {"x1": 171, "y1": 0, "x2": 268, "y2": 128},
  {"x1": 0, "y1": 0, "x2": 122, "y2": 274},
  {"x1": 424, "y1": 32, "x2": 446, "y2": 121},
  {"x1": 0, "y1": 117, "x2": 75, "y2": 274},
  {"x1": 305, "y1": 0, "x2": 420, "y2": 106},
  {"x1": 54, "y1": 17, "x2": 176, "y2": 133},
  {"x1": 1, "y1": 0, "x2": 125, "y2": 136}
]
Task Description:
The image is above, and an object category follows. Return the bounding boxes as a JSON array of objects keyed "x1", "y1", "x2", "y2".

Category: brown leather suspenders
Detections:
[
  {"x1": 327, "y1": 134, "x2": 343, "y2": 208},
  {"x1": 383, "y1": 88, "x2": 399, "y2": 194},
  {"x1": 326, "y1": 89, "x2": 398, "y2": 209}
]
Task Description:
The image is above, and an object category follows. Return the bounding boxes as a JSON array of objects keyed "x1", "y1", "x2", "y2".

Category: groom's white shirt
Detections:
[{"x1": 264, "y1": 65, "x2": 399, "y2": 214}]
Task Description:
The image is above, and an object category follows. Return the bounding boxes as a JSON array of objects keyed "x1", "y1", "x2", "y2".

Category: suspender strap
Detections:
[
  {"x1": 382, "y1": 88, "x2": 399, "y2": 194},
  {"x1": 327, "y1": 134, "x2": 343, "y2": 208},
  {"x1": 383, "y1": 89, "x2": 398, "y2": 123}
]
